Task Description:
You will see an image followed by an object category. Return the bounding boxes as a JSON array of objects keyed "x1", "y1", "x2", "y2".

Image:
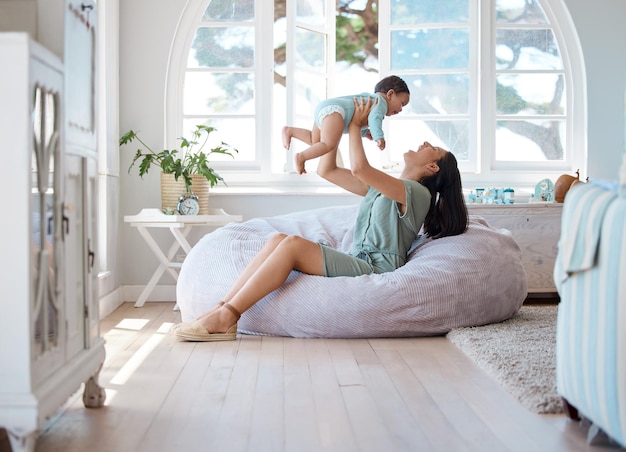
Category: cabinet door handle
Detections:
[
  {"x1": 48, "y1": 211, "x2": 70, "y2": 239},
  {"x1": 60, "y1": 201, "x2": 70, "y2": 240},
  {"x1": 87, "y1": 239, "x2": 95, "y2": 273}
]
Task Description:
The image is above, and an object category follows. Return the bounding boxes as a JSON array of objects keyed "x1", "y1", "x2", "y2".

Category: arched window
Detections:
[{"x1": 166, "y1": 0, "x2": 585, "y2": 190}]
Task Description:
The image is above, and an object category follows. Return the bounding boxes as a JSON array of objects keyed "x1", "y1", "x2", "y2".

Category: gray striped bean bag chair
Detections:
[{"x1": 176, "y1": 205, "x2": 527, "y2": 338}]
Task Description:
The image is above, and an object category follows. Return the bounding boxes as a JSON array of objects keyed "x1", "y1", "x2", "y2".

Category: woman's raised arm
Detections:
[
  {"x1": 316, "y1": 138, "x2": 368, "y2": 197},
  {"x1": 348, "y1": 97, "x2": 407, "y2": 206}
]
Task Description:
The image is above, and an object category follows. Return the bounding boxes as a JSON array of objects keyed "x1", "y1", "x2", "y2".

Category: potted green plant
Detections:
[
  {"x1": 120, "y1": 124, "x2": 238, "y2": 191},
  {"x1": 120, "y1": 124, "x2": 238, "y2": 214}
]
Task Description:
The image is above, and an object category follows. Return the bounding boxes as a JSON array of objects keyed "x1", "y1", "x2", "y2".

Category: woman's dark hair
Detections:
[
  {"x1": 420, "y1": 152, "x2": 468, "y2": 238},
  {"x1": 374, "y1": 75, "x2": 410, "y2": 96}
]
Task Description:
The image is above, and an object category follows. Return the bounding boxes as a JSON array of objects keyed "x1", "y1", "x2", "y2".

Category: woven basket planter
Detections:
[{"x1": 160, "y1": 172, "x2": 210, "y2": 214}]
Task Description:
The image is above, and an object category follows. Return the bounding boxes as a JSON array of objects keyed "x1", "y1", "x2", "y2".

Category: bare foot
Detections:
[
  {"x1": 294, "y1": 152, "x2": 307, "y2": 174},
  {"x1": 282, "y1": 126, "x2": 293, "y2": 150}
]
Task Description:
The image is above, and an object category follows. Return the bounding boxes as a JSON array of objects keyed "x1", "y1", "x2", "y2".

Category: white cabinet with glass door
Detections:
[{"x1": 0, "y1": 5, "x2": 104, "y2": 449}]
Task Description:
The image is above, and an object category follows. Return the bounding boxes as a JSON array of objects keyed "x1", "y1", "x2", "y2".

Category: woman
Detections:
[{"x1": 172, "y1": 97, "x2": 468, "y2": 341}]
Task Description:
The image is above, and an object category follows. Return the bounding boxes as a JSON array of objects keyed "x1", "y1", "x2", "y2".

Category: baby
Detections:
[{"x1": 282, "y1": 75, "x2": 410, "y2": 174}]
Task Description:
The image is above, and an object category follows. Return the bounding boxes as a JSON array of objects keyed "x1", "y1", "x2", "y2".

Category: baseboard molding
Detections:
[
  {"x1": 99, "y1": 285, "x2": 176, "y2": 317},
  {"x1": 122, "y1": 285, "x2": 177, "y2": 303},
  {"x1": 98, "y1": 285, "x2": 177, "y2": 319},
  {"x1": 99, "y1": 287, "x2": 124, "y2": 319}
]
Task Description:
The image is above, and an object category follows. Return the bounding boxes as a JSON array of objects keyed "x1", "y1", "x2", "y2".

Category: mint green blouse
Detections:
[{"x1": 349, "y1": 180, "x2": 431, "y2": 273}]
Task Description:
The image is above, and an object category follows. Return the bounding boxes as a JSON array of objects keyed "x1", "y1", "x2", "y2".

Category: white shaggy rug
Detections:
[{"x1": 447, "y1": 305, "x2": 562, "y2": 414}]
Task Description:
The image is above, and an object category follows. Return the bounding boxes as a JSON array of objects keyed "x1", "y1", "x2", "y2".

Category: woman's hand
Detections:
[{"x1": 351, "y1": 96, "x2": 375, "y2": 128}]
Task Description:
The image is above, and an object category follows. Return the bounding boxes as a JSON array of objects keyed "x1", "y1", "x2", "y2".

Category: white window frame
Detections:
[
  {"x1": 377, "y1": 0, "x2": 479, "y2": 175},
  {"x1": 165, "y1": 0, "x2": 586, "y2": 193},
  {"x1": 283, "y1": 0, "x2": 336, "y2": 175},
  {"x1": 470, "y1": 0, "x2": 587, "y2": 189},
  {"x1": 97, "y1": 0, "x2": 119, "y2": 295}
]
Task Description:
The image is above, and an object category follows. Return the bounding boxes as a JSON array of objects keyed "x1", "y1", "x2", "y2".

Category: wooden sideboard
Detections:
[{"x1": 468, "y1": 203, "x2": 563, "y2": 296}]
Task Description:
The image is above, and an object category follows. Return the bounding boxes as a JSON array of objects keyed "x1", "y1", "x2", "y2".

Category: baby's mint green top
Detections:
[{"x1": 349, "y1": 180, "x2": 432, "y2": 273}]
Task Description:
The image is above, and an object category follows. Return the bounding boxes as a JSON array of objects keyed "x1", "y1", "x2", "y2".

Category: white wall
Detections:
[
  {"x1": 0, "y1": 1, "x2": 36, "y2": 35},
  {"x1": 119, "y1": 0, "x2": 190, "y2": 287},
  {"x1": 115, "y1": 0, "x2": 623, "y2": 292},
  {"x1": 564, "y1": 0, "x2": 626, "y2": 180}
]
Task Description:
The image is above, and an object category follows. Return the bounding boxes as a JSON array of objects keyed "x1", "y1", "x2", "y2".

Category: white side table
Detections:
[{"x1": 124, "y1": 208, "x2": 243, "y2": 307}]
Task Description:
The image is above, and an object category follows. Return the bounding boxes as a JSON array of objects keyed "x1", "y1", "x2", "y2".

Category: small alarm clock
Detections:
[{"x1": 177, "y1": 194, "x2": 200, "y2": 215}]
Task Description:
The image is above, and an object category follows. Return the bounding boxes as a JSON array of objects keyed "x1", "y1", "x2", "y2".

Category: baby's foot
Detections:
[
  {"x1": 294, "y1": 152, "x2": 307, "y2": 174},
  {"x1": 282, "y1": 126, "x2": 293, "y2": 150}
]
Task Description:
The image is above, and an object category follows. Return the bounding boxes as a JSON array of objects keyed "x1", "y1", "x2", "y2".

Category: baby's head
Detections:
[{"x1": 374, "y1": 75, "x2": 410, "y2": 116}]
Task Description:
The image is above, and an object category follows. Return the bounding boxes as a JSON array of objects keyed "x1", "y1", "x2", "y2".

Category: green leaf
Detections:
[
  {"x1": 138, "y1": 155, "x2": 153, "y2": 177},
  {"x1": 197, "y1": 124, "x2": 217, "y2": 135},
  {"x1": 119, "y1": 129, "x2": 138, "y2": 146}
]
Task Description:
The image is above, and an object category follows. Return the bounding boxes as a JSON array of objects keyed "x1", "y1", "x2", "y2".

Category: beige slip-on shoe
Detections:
[
  {"x1": 170, "y1": 301, "x2": 227, "y2": 333},
  {"x1": 173, "y1": 302, "x2": 241, "y2": 342},
  {"x1": 174, "y1": 320, "x2": 238, "y2": 342}
]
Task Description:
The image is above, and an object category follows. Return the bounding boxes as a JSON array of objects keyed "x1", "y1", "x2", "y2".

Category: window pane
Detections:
[
  {"x1": 189, "y1": 27, "x2": 255, "y2": 68},
  {"x1": 295, "y1": 28, "x2": 326, "y2": 70},
  {"x1": 391, "y1": 28, "x2": 469, "y2": 70},
  {"x1": 391, "y1": 0, "x2": 469, "y2": 24},
  {"x1": 297, "y1": 0, "x2": 326, "y2": 26},
  {"x1": 496, "y1": 0, "x2": 548, "y2": 24},
  {"x1": 274, "y1": 11, "x2": 287, "y2": 80},
  {"x1": 496, "y1": 74, "x2": 565, "y2": 115},
  {"x1": 495, "y1": 119, "x2": 565, "y2": 161},
  {"x1": 293, "y1": 71, "x2": 326, "y2": 117},
  {"x1": 387, "y1": 119, "x2": 470, "y2": 162},
  {"x1": 183, "y1": 118, "x2": 256, "y2": 162},
  {"x1": 184, "y1": 72, "x2": 254, "y2": 115},
  {"x1": 402, "y1": 74, "x2": 469, "y2": 115},
  {"x1": 203, "y1": 0, "x2": 255, "y2": 22},
  {"x1": 495, "y1": 29, "x2": 562, "y2": 70}
]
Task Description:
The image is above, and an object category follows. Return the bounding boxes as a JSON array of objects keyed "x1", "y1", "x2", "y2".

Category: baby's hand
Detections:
[
  {"x1": 364, "y1": 130, "x2": 373, "y2": 141},
  {"x1": 376, "y1": 138, "x2": 386, "y2": 150}
]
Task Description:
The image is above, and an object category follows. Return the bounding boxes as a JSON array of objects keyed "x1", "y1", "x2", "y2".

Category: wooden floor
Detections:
[{"x1": 33, "y1": 302, "x2": 622, "y2": 452}]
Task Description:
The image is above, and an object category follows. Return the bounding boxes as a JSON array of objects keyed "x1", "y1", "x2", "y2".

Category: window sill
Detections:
[
  {"x1": 210, "y1": 185, "x2": 359, "y2": 196},
  {"x1": 213, "y1": 169, "x2": 563, "y2": 199},
  {"x1": 211, "y1": 182, "x2": 539, "y2": 203}
]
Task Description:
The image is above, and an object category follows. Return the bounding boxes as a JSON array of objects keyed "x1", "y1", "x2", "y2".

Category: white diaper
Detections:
[{"x1": 315, "y1": 105, "x2": 346, "y2": 128}]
